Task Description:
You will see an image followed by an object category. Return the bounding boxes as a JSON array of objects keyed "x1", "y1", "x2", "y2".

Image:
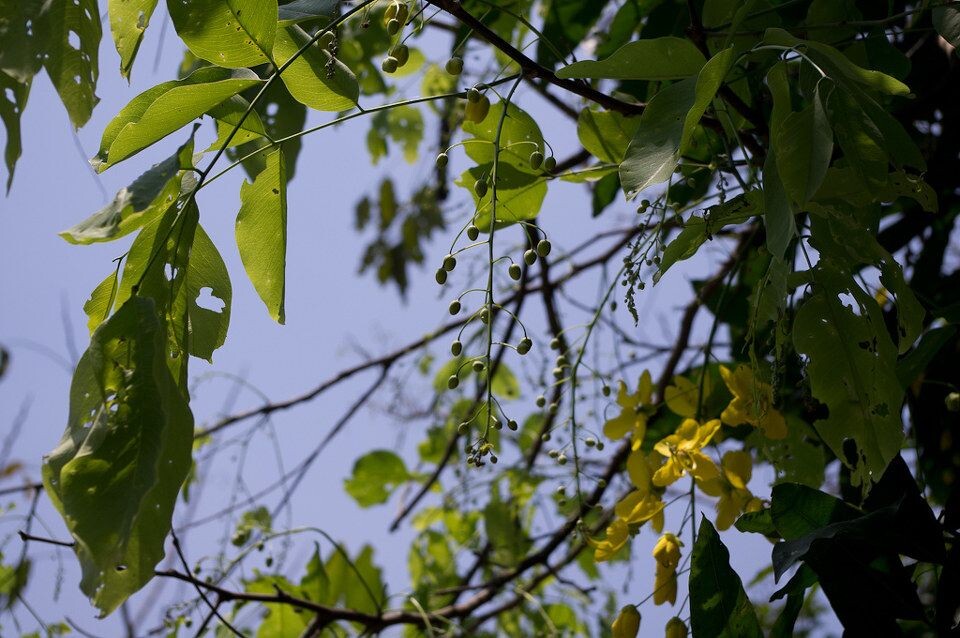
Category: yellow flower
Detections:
[
  {"x1": 592, "y1": 518, "x2": 629, "y2": 562},
  {"x1": 615, "y1": 489, "x2": 665, "y2": 526},
  {"x1": 699, "y1": 450, "x2": 754, "y2": 530},
  {"x1": 611, "y1": 604, "x2": 641, "y2": 638},
  {"x1": 653, "y1": 563, "x2": 678, "y2": 606},
  {"x1": 652, "y1": 419, "x2": 721, "y2": 487},
  {"x1": 719, "y1": 364, "x2": 787, "y2": 439},
  {"x1": 665, "y1": 616, "x2": 689, "y2": 638},
  {"x1": 652, "y1": 532, "x2": 682, "y2": 569},
  {"x1": 664, "y1": 373, "x2": 714, "y2": 417},
  {"x1": 603, "y1": 370, "x2": 653, "y2": 447}
]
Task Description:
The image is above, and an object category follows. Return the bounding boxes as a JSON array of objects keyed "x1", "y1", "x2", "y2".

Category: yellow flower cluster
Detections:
[{"x1": 652, "y1": 532, "x2": 682, "y2": 605}]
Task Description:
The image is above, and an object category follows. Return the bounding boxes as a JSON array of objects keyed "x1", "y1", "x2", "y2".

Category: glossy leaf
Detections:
[
  {"x1": 792, "y1": 288, "x2": 904, "y2": 486},
  {"x1": 92, "y1": 67, "x2": 262, "y2": 171},
  {"x1": 278, "y1": 0, "x2": 339, "y2": 25},
  {"x1": 344, "y1": 450, "x2": 411, "y2": 507},
  {"x1": 273, "y1": 24, "x2": 360, "y2": 112},
  {"x1": 108, "y1": 0, "x2": 159, "y2": 79},
  {"x1": 558, "y1": 37, "x2": 705, "y2": 80},
  {"x1": 42, "y1": 297, "x2": 194, "y2": 615},
  {"x1": 38, "y1": 0, "x2": 101, "y2": 128},
  {"x1": 62, "y1": 135, "x2": 195, "y2": 244},
  {"x1": 236, "y1": 148, "x2": 287, "y2": 323},
  {"x1": 620, "y1": 48, "x2": 733, "y2": 199},
  {"x1": 166, "y1": 0, "x2": 277, "y2": 68},
  {"x1": 205, "y1": 94, "x2": 268, "y2": 151},
  {"x1": 689, "y1": 518, "x2": 763, "y2": 638}
]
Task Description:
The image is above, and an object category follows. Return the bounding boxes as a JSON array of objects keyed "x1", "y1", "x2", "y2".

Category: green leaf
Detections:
[
  {"x1": 246, "y1": 575, "x2": 310, "y2": 636},
  {"x1": 792, "y1": 288, "x2": 904, "y2": 486},
  {"x1": 577, "y1": 108, "x2": 641, "y2": 164},
  {"x1": 762, "y1": 152, "x2": 795, "y2": 258},
  {"x1": 774, "y1": 83, "x2": 833, "y2": 205},
  {"x1": 273, "y1": 24, "x2": 360, "y2": 112},
  {"x1": 558, "y1": 37, "x2": 705, "y2": 80},
  {"x1": 896, "y1": 326, "x2": 957, "y2": 388},
  {"x1": 456, "y1": 163, "x2": 547, "y2": 229},
  {"x1": 536, "y1": 0, "x2": 610, "y2": 67},
  {"x1": 108, "y1": 0, "x2": 159, "y2": 79},
  {"x1": 0, "y1": 72, "x2": 29, "y2": 192},
  {"x1": 278, "y1": 0, "x2": 339, "y2": 25},
  {"x1": 366, "y1": 105, "x2": 424, "y2": 164},
  {"x1": 656, "y1": 190, "x2": 761, "y2": 280},
  {"x1": 462, "y1": 101, "x2": 545, "y2": 176},
  {"x1": 83, "y1": 271, "x2": 120, "y2": 335},
  {"x1": 231, "y1": 79, "x2": 306, "y2": 181},
  {"x1": 62, "y1": 134, "x2": 195, "y2": 244},
  {"x1": 345, "y1": 450, "x2": 411, "y2": 507},
  {"x1": 205, "y1": 95, "x2": 268, "y2": 152},
  {"x1": 186, "y1": 226, "x2": 232, "y2": 362},
  {"x1": 734, "y1": 509, "x2": 777, "y2": 536},
  {"x1": 93, "y1": 66, "x2": 262, "y2": 172},
  {"x1": 0, "y1": 0, "x2": 49, "y2": 82},
  {"x1": 484, "y1": 494, "x2": 530, "y2": 566},
  {"x1": 236, "y1": 148, "x2": 287, "y2": 323},
  {"x1": 689, "y1": 518, "x2": 763, "y2": 638},
  {"x1": 38, "y1": 0, "x2": 101, "y2": 128},
  {"x1": 933, "y1": 5, "x2": 960, "y2": 50},
  {"x1": 757, "y1": 416, "x2": 825, "y2": 488},
  {"x1": 42, "y1": 297, "x2": 194, "y2": 615},
  {"x1": 166, "y1": 0, "x2": 277, "y2": 68},
  {"x1": 620, "y1": 47, "x2": 734, "y2": 199}
]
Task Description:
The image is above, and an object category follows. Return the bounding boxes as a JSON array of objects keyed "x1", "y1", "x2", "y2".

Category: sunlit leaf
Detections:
[
  {"x1": 278, "y1": 0, "x2": 339, "y2": 25},
  {"x1": 108, "y1": 0, "x2": 159, "y2": 79},
  {"x1": 344, "y1": 450, "x2": 411, "y2": 507},
  {"x1": 38, "y1": 0, "x2": 100, "y2": 128},
  {"x1": 186, "y1": 225, "x2": 232, "y2": 362},
  {"x1": 273, "y1": 24, "x2": 359, "y2": 112},
  {"x1": 558, "y1": 37, "x2": 705, "y2": 80},
  {"x1": 166, "y1": 0, "x2": 277, "y2": 68}
]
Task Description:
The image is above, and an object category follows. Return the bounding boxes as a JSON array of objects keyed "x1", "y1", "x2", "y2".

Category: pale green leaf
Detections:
[
  {"x1": 166, "y1": 0, "x2": 277, "y2": 68},
  {"x1": 92, "y1": 66, "x2": 262, "y2": 171},
  {"x1": 576, "y1": 108, "x2": 640, "y2": 164},
  {"x1": 273, "y1": 25, "x2": 359, "y2": 112},
  {"x1": 620, "y1": 47, "x2": 734, "y2": 199},
  {"x1": 558, "y1": 37, "x2": 705, "y2": 80},
  {"x1": 278, "y1": 0, "x2": 339, "y2": 25},
  {"x1": 344, "y1": 450, "x2": 411, "y2": 507},
  {"x1": 456, "y1": 164, "x2": 547, "y2": 229},
  {"x1": 83, "y1": 270, "x2": 119, "y2": 335},
  {"x1": 236, "y1": 148, "x2": 287, "y2": 323},
  {"x1": 462, "y1": 101, "x2": 545, "y2": 175},
  {"x1": 38, "y1": 0, "x2": 101, "y2": 128},
  {"x1": 42, "y1": 297, "x2": 194, "y2": 615},
  {"x1": 63, "y1": 135, "x2": 195, "y2": 244},
  {"x1": 792, "y1": 286, "x2": 904, "y2": 486},
  {"x1": 186, "y1": 226, "x2": 232, "y2": 362},
  {"x1": 205, "y1": 94, "x2": 268, "y2": 151},
  {"x1": 108, "y1": 0, "x2": 159, "y2": 79}
]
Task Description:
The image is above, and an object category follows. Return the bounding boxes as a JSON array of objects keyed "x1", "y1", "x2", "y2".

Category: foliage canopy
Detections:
[{"x1": 2, "y1": 0, "x2": 960, "y2": 636}]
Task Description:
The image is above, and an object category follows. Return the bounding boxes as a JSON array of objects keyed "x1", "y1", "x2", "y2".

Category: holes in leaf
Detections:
[
  {"x1": 195, "y1": 287, "x2": 225, "y2": 313},
  {"x1": 68, "y1": 30, "x2": 81, "y2": 50}
]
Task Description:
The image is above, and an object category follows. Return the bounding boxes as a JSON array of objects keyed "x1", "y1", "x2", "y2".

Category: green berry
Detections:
[
  {"x1": 536, "y1": 395, "x2": 546, "y2": 408},
  {"x1": 457, "y1": 422, "x2": 470, "y2": 435},
  {"x1": 541, "y1": 432, "x2": 551, "y2": 441},
  {"x1": 381, "y1": 56, "x2": 398, "y2": 73},
  {"x1": 536, "y1": 239, "x2": 552, "y2": 257},
  {"x1": 548, "y1": 449, "x2": 559, "y2": 458},
  {"x1": 548, "y1": 402, "x2": 559, "y2": 415},
  {"x1": 464, "y1": 95, "x2": 490, "y2": 123},
  {"x1": 517, "y1": 337, "x2": 532, "y2": 355},
  {"x1": 490, "y1": 455, "x2": 498, "y2": 464},
  {"x1": 508, "y1": 263, "x2": 522, "y2": 281},
  {"x1": 451, "y1": 340, "x2": 462, "y2": 356},
  {"x1": 386, "y1": 18, "x2": 401, "y2": 35},
  {"x1": 523, "y1": 249, "x2": 537, "y2": 265},
  {"x1": 529, "y1": 150, "x2": 544, "y2": 169},
  {"x1": 585, "y1": 437, "x2": 597, "y2": 447},
  {"x1": 544, "y1": 156, "x2": 556, "y2": 171},
  {"x1": 472, "y1": 359, "x2": 485, "y2": 372},
  {"x1": 474, "y1": 179, "x2": 488, "y2": 198},
  {"x1": 443, "y1": 254, "x2": 457, "y2": 272},
  {"x1": 552, "y1": 367, "x2": 564, "y2": 379},
  {"x1": 557, "y1": 453, "x2": 568, "y2": 465},
  {"x1": 480, "y1": 307, "x2": 490, "y2": 324},
  {"x1": 597, "y1": 479, "x2": 607, "y2": 488},
  {"x1": 467, "y1": 87, "x2": 482, "y2": 102},
  {"x1": 435, "y1": 152, "x2": 448, "y2": 168},
  {"x1": 601, "y1": 385, "x2": 611, "y2": 397},
  {"x1": 466, "y1": 224, "x2": 480, "y2": 240},
  {"x1": 596, "y1": 441, "x2": 605, "y2": 451},
  {"x1": 445, "y1": 56, "x2": 463, "y2": 75},
  {"x1": 550, "y1": 338, "x2": 561, "y2": 350},
  {"x1": 507, "y1": 419, "x2": 518, "y2": 431},
  {"x1": 447, "y1": 375, "x2": 459, "y2": 389},
  {"x1": 319, "y1": 31, "x2": 336, "y2": 50},
  {"x1": 448, "y1": 300, "x2": 461, "y2": 315},
  {"x1": 435, "y1": 268, "x2": 447, "y2": 285},
  {"x1": 384, "y1": 2, "x2": 399, "y2": 22},
  {"x1": 391, "y1": 44, "x2": 409, "y2": 66},
  {"x1": 395, "y1": 2, "x2": 409, "y2": 24}
]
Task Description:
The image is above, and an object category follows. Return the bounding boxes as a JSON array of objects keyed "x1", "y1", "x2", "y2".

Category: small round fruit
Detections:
[
  {"x1": 517, "y1": 337, "x2": 532, "y2": 355},
  {"x1": 445, "y1": 56, "x2": 463, "y2": 75},
  {"x1": 447, "y1": 375, "x2": 459, "y2": 389},
  {"x1": 381, "y1": 56, "x2": 398, "y2": 73},
  {"x1": 442, "y1": 254, "x2": 457, "y2": 272},
  {"x1": 523, "y1": 249, "x2": 537, "y2": 265},
  {"x1": 490, "y1": 455, "x2": 498, "y2": 464},
  {"x1": 448, "y1": 300, "x2": 461, "y2": 315},
  {"x1": 319, "y1": 31, "x2": 336, "y2": 50},
  {"x1": 552, "y1": 367, "x2": 564, "y2": 379},
  {"x1": 535, "y1": 395, "x2": 546, "y2": 408},
  {"x1": 451, "y1": 340, "x2": 462, "y2": 356},
  {"x1": 549, "y1": 338, "x2": 561, "y2": 350},
  {"x1": 472, "y1": 359, "x2": 485, "y2": 372},
  {"x1": 585, "y1": 437, "x2": 597, "y2": 447},
  {"x1": 466, "y1": 224, "x2": 480, "y2": 240},
  {"x1": 601, "y1": 385, "x2": 611, "y2": 397},
  {"x1": 435, "y1": 152, "x2": 448, "y2": 168},
  {"x1": 529, "y1": 150, "x2": 544, "y2": 169},
  {"x1": 596, "y1": 441, "x2": 605, "y2": 451},
  {"x1": 391, "y1": 44, "x2": 409, "y2": 66},
  {"x1": 508, "y1": 263, "x2": 522, "y2": 281},
  {"x1": 464, "y1": 95, "x2": 490, "y2": 123},
  {"x1": 435, "y1": 268, "x2": 447, "y2": 285},
  {"x1": 536, "y1": 239, "x2": 552, "y2": 257},
  {"x1": 597, "y1": 479, "x2": 607, "y2": 488},
  {"x1": 557, "y1": 453, "x2": 568, "y2": 465},
  {"x1": 457, "y1": 422, "x2": 470, "y2": 435},
  {"x1": 479, "y1": 307, "x2": 490, "y2": 324},
  {"x1": 395, "y1": 2, "x2": 409, "y2": 24},
  {"x1": 467, "y1": 87, "x2": 482, "y2": 102},
  {"x1": 384, "y1": 2, "x2": 399, "y2": 23},
  {"x1": 548, "y1": 402, "x2": 559, "y2": 415},
  {"x1": 386, "y1": 18, "x2": 401, "y2": 35},
  {"x1": 474, "y1": 179, "x2": 488, "y2": 198},
  {"x1": 544, "y1": 156, "x2": 557, "y2": 171},
  {"x1": 507, "y1": 419, "x2": 518, "y2": 431}
]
